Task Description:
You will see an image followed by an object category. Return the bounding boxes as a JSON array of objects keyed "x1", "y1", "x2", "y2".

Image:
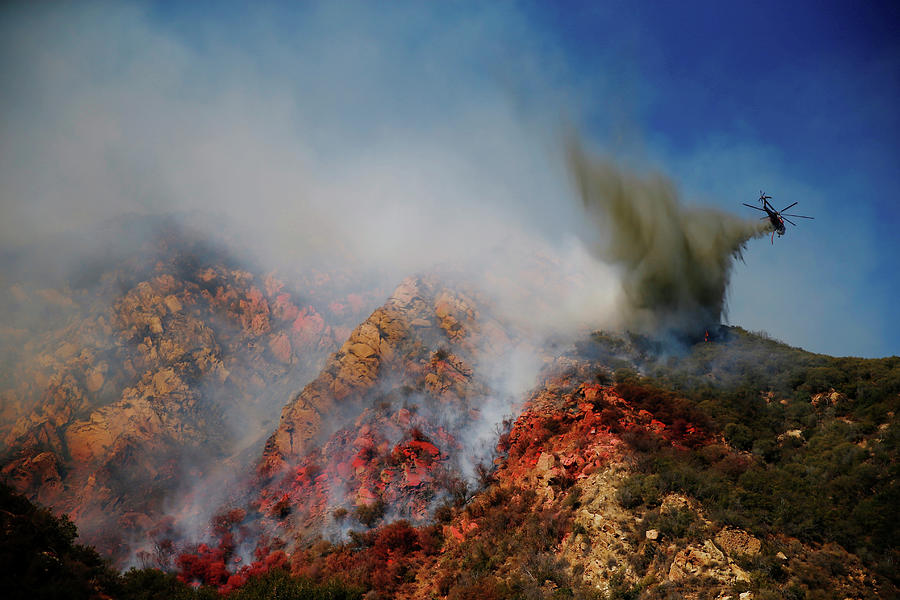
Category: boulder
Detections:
[{"x1": 715, "y1": 526, "x2": 762, "y2": 556}]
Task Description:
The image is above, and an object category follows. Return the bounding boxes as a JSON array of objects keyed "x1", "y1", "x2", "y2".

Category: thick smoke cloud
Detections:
[
  {"x1": 1, "y1": 1, "x2": 774, "y2": 566},
  {"x1": 567, "y1": 138, "x2": 769, "y2": 337},
  {"x1": 0, "y1": 1, "x2": 615, "y2": 561},
  {"x1": 0, "y1": 0, "x2": 623, "y2": 357},
  {"x1": 0, "y1": 1, "x2": 575, "y2": 277}
]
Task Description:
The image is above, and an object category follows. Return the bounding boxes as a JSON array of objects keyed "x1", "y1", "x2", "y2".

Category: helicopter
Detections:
[{"x1": 743, "y1": 192, "x2": 814, "y2": 243}]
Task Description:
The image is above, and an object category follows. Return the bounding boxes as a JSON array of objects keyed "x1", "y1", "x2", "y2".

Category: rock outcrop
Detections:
[
  {"x1": 0, "y1": 222, "x2": 386, "y2": 563},
  {"x1": 262, "y1": 276, "x2": 501, "y2": 468},
  {"x1": 251, "y1": 275, "x2": 520, "y2": 545}
]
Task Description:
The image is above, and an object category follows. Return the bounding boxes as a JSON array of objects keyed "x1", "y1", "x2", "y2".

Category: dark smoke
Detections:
[{"x1": 567, "y1": 137, "x2": 769, "y2": 337}]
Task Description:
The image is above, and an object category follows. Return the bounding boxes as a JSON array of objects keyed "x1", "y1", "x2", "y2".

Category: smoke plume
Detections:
[
  {"x1": 0, "y1": 2, "x2": 780, "y2": 570},
  {"x1": 567, "y1": 137, "x2": 769, "y2": 337}
]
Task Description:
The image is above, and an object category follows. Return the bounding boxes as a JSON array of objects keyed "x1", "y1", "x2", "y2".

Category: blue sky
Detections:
[
  {"x1": 532, "y1": 0, "x2": 900, "y2": 357},
  {"x1": 2, "y1": 1, "x2": 897, "y2": 357}
]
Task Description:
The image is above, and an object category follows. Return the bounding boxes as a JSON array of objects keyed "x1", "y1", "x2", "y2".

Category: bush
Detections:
[
  {"x1": 647, "y1": 507, "x2": 697, "y2": 540},
  {"x1": 353, "y1": 500, "x2": 386, "y2": 528},
  {"x1": 616, "y1": 474, "x2": 662, "y2": 509},
  {"x1": 724, "y1": 423, "x2": 754, "y2": 451}
]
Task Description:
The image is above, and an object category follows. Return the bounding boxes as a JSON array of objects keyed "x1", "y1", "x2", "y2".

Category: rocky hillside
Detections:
[
  {"x1": 2, "y1": 224, "x2": 898, "y2": 599},
  {"x1": 252, "y1": 275, "x2": 525, "y2": 544},
  {"x1": 166, "y1": 297, "x2": 898, "y2": 599},
  {"x1": 0, "y1": 219, "x2": 387, "y2": 562}
]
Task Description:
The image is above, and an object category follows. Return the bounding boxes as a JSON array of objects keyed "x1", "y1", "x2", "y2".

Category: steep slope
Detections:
[
  {"x1": 172, "y1": 324, "x2": 897, "y2": 599},
  {"x1": 3, "y1": 235, "x2": 897, "y2": 599},
  {"x1": 0, "y1": 219, "x2": 387, "y2": 563},
  {"x1": 251, "y1": 275, "x2": 524, "y2": 547},
  {"x1": 411, "y1": 341, "x2": 895, "y2": 600}
]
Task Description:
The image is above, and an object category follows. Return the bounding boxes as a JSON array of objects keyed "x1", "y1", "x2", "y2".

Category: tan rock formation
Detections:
[
  {"x1": 264, "y1": 277, "x2": 478, "y2": 468},
  {"x1": 0, "y1": 226, "x2": 388, "y2": 564}
]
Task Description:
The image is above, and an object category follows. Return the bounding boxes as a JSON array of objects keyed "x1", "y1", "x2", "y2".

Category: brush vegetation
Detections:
[
  {"x1": 594, "y1": 327, "x2": 899, "y2": 596},
  {"x1": 3, "y1": 327, "x2": 897, "y2": 599}
]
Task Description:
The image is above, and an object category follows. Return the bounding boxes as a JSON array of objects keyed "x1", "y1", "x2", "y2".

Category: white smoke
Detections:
[{"x1": 1, "y1": 1, "x2": 768, "y2": 568}]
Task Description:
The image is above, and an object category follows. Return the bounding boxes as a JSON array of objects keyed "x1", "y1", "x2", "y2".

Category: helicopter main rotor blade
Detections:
[
  {"x1": 742, "y1": 203, "x2": 766, "y2": 211},
  {"x1": 782, "y1": 213, "x2": 814, "y2": 219},
  {"x1": 782, "y1": 216, "x2": 798, "y2": 226},
  {"x1": 779, "y1": 201, "x2": 798, "y2": 212}
]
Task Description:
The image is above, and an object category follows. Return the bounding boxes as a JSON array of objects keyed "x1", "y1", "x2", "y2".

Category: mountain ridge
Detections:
[{"x1": 1, "y1": 222, "x2": 897, "y2": 599}]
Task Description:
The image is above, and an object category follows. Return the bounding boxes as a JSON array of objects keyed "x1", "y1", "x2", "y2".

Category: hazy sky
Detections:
[{"x1": 2, "y1": 0, "x2": 897, "y2": 358}]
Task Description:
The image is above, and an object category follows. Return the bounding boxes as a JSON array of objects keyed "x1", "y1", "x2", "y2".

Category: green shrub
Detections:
[
  {"x1": 724, "y1": 422, "x2": 754, "y2": 451},
  {"x1": 353, "y1": 500, "x2": 386, "y2": 528}
]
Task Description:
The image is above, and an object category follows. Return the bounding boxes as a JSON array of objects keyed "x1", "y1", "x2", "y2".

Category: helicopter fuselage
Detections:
[{"x1": 762, "y1": 200, "x2": 786, "y2": 236}]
